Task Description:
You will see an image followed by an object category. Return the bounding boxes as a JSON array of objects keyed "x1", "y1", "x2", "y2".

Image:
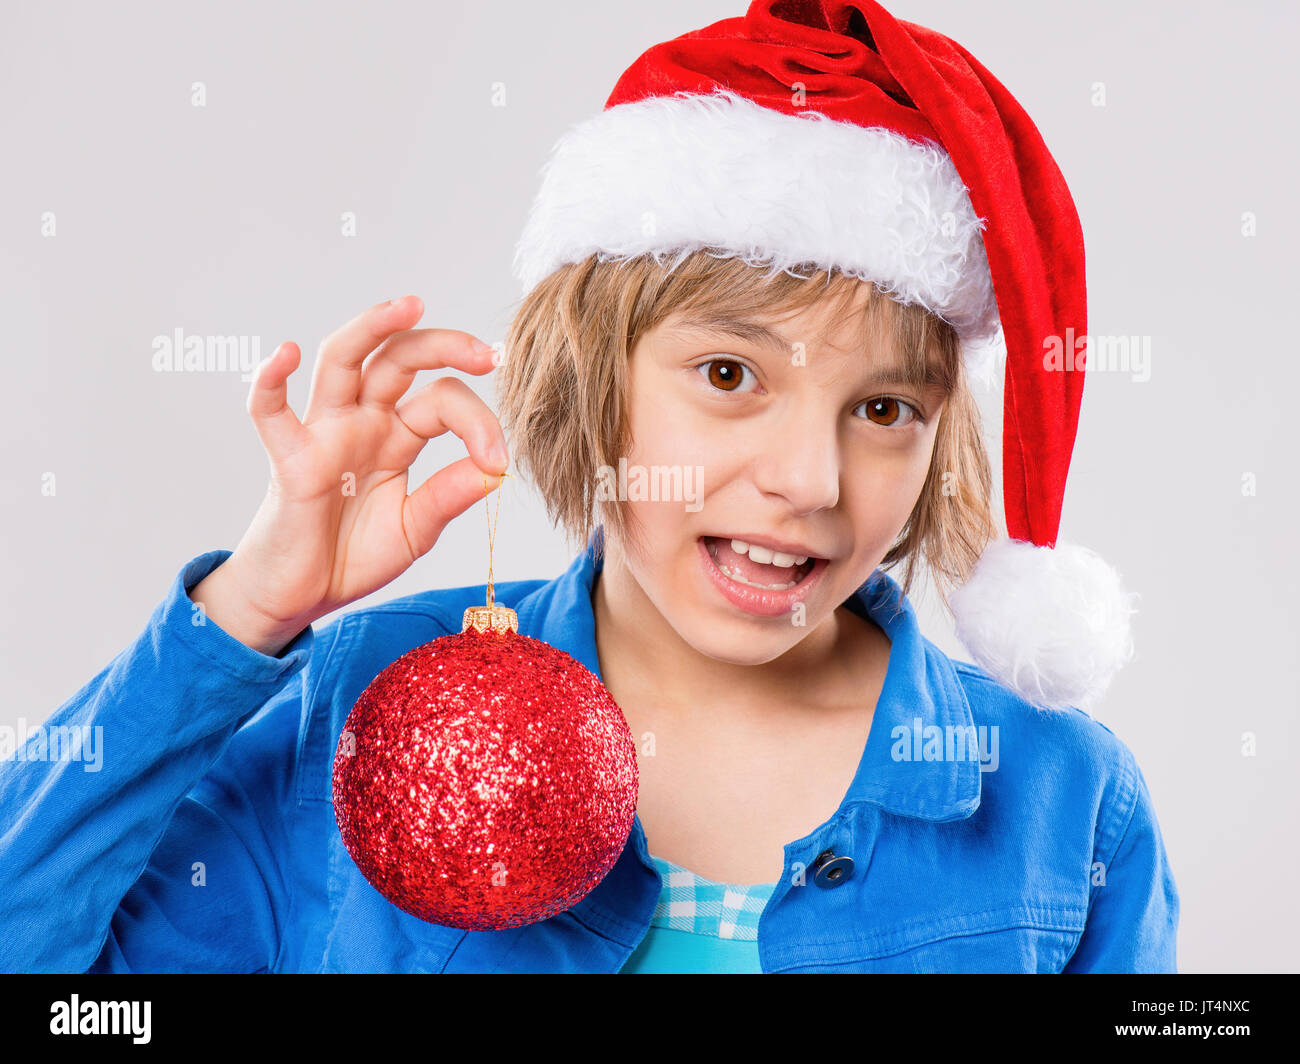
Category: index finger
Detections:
[
  {"x1": 358, "y1": 328, "x2": 499, "y2": 408},
  {"x1": 304, "y1": 295, "x2": 423, "y2": 417}
]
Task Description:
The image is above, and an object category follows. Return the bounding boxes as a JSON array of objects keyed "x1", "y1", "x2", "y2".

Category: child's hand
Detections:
[{"x1": 189, "y1": 295, "x2": 509, "y2": 655}]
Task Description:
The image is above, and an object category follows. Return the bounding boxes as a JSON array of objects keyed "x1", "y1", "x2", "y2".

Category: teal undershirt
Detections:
[
  {"x1": 619, "y1": 925, "x2": 764, "y2": 973},
  {"x1": 619, "y1": 855, "x2": 776, "y2": 974}
]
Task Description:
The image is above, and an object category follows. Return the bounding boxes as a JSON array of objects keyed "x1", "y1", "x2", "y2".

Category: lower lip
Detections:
[{"x1": 696, "y1": 537, "x2": 829, "y2": 618}]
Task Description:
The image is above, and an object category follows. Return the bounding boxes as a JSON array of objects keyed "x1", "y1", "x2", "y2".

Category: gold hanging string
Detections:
[
  {"x1": 462, "y1": 470, "x2": 518, "y2": 635},
  {"x1": 483, "y1": 470, "x2": 512, "y2": 609}
]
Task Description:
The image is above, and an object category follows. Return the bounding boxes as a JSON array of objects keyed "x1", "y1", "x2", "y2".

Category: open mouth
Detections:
[{"x1": 700, "y1": 536, "x2": 820, "y2": 591}]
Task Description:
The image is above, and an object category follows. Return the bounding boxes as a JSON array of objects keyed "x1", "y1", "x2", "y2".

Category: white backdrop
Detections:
[{"x1": 1, "y1": 0, "x2": 1295, "y2": 973}]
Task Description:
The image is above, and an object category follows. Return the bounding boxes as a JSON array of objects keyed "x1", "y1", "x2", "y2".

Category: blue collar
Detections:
[{"x1": 516, "y1": 527, "x2": 981, "y2": 823}]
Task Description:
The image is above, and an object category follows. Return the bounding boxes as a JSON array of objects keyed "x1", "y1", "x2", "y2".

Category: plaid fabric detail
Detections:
[{"x1": 648, "y1": 855, "x2": 777, "y2": 941}]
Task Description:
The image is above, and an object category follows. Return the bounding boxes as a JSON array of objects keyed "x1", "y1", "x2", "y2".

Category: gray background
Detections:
[{"x1": 2, "y1": 0, "x2": 1295, "y2": 973}]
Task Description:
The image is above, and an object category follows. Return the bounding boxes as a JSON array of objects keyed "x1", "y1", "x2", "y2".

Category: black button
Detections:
[{"x1": 812, "y1": 847, "x2": 854, "y2": 888}]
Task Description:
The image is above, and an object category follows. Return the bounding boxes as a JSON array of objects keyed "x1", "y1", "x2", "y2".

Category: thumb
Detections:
[{"x1": 401, "y1": 457, "x2": 509, "y2": 560}]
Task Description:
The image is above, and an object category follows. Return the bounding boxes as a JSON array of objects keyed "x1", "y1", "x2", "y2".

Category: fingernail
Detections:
[
  {"x1": 471, "y1": 338, "x2": 495, "y2": 355},
  {"x1": 389, "y1": 295, "x2": 406, "y2": 307},
  {"x1": 491, "y1": 440, "x2": 509, "y2": 466}
]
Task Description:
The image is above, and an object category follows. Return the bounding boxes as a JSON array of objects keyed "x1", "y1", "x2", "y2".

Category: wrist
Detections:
[{"x1": 188, "y1": 556, "x2": 314, "y2": 657}]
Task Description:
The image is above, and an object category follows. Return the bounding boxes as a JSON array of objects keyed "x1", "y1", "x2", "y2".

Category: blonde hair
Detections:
[{"x1": 497, "y1": 249, "x2": 997, "y2": 613}]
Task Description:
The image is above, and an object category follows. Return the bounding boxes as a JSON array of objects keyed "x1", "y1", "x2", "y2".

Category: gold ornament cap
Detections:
[{"x1": 461, "y1": 604, "x2": 519, "y2": 634}]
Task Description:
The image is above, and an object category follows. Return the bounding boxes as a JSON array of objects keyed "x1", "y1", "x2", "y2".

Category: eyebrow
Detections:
[{"x1": 663, "y1": 313, "x2": 931, "y2": 391}]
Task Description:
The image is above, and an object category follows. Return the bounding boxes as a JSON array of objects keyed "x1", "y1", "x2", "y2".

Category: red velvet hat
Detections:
[{"x1": 513, "y1": 0, "x2": 1137, "y2": 713}]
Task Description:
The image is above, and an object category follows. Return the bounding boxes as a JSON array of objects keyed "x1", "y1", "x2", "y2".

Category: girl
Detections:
[{"x1": 0, "y1": 0, "x2": 1177, "y2": 973}]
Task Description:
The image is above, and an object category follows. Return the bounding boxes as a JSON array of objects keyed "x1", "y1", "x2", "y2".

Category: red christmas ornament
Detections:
[{"x1": 332, "y1": 599, "x2": 639, "y2": 931}]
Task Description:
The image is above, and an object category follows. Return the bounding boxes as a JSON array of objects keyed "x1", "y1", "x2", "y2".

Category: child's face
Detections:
[{"x1": 612, "y1": 285, "x2": 947, "y2": 665}]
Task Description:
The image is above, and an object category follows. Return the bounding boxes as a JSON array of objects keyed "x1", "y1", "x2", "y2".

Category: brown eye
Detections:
[
  {"x1": 697, "y1": 358, "x2": 755, "y2": 393},
  {"x1": 857, "y1": 396, "x2": 920, "y2": 427}
]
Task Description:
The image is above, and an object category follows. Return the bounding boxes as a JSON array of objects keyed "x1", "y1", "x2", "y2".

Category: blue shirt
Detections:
[{"x1": 0, "y1": 530, "x2": 1179, "y2": 973}]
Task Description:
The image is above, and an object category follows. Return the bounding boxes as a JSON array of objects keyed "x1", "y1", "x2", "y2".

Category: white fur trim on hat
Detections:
[
  {"x1": 513, "y1": 89, "x2": 1002, "y2": 347},
  {"x1": 948, "y1": 538, "x2": 1139, "y2": 714}
]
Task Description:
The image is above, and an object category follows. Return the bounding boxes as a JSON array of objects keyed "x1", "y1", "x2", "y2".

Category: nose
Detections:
[{"x1": 750, "y1": 414, "x2": 841, "y2": 514}]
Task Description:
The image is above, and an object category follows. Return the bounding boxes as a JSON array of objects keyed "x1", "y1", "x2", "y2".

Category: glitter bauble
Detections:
[{"x1": 331, "y1": 606, "x2": 638, "y2": 931}]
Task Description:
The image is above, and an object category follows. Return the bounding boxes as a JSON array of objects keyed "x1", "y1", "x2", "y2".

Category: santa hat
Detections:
[{"x1": 511, "y1": 0, "x2": 1137, "y2": 714}]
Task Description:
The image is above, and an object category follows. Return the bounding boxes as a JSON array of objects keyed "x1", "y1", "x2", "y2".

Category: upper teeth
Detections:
[{"x1": 730, "y1": 539, "x2": 808, "y2": 567}]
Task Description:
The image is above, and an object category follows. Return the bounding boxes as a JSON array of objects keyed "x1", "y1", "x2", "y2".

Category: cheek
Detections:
[
  {"x1": 618, "y1": 376, "x2": 711, "y2": 542},
  {"x1": 904, "y1": 432, "x2": 940, "y2": 489},
  {"x1": 891, "y1": 419, "x2": 941, "y2": 480},
  {"x1": 844, "y1": 434, "x2": 937, "y2": 523},
  {"x1": 853, "y1": 428, "x2": 934, "y2": 478},
  {"x1": 626, "y1": 377, "x2": 718, "y2": 468}
]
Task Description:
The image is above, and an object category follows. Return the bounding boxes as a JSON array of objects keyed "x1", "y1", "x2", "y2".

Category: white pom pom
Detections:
[{"x1": 948, "y1": 538, "x2": 1139, "y2": 713}]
